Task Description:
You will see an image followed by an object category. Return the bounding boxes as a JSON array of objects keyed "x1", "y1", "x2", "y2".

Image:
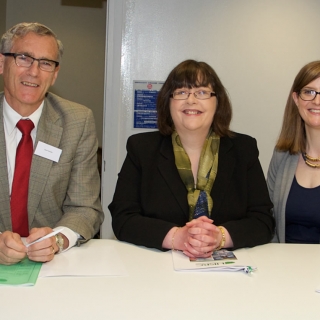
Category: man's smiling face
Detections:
[{"x1": 0, "y1": 32, "x2": 60, "y2": 116}]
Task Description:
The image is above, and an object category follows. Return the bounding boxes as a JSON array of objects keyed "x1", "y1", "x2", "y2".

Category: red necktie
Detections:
[{"x1": 10, "y1": 119, "x2": 35, "y2": 236}]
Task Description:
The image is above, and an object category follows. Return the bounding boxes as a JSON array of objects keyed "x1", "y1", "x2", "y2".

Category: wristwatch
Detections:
[{"x1": 55, "y1": 233, "x2": 64, "y2": 253}]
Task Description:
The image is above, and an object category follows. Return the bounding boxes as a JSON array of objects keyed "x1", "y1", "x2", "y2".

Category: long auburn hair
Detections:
[{"x1": 276, "y1": 60, "x2": 320, "y2": 154}]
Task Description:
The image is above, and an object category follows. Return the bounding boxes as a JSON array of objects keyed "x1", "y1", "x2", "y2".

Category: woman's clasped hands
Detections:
[{"x1": 171, "y1": 216, "x2": 225, "y2": 259}]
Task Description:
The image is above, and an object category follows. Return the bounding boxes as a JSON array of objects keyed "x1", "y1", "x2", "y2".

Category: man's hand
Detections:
[
  {"x1": 0, "y1": 231, "x2": 27, "y2": 265},
  {"x1": 26, "y1": 227, "x2": 58, "y2": 262}
]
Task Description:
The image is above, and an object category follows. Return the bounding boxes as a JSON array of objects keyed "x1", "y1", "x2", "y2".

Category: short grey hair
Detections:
[{"x1": 0, "y1": 22, "x2": 64, "y2": 60}]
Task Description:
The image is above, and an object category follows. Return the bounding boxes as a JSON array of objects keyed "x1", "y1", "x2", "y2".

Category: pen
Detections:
[{"x1": 25, "y1": 228, "x2": 64, "y2": 247}]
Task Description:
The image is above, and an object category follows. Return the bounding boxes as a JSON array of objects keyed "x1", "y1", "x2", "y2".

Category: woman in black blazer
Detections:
[{"x1": 109, "y1": 60, "x2": 274, "y2": 258}]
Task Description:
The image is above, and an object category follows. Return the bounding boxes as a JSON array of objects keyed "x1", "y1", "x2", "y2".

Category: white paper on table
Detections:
[
  {"x1": 172, "y1": 248, "x2": 256, "y2": 274},
  {"x1": 39, "y1": 241, "x2": 127, "y2": 277}
]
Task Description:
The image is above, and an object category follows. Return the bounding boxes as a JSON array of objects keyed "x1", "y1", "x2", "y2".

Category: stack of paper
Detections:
[{"x1": 172, "y1": 249, "x2": 256, "y2": 273}]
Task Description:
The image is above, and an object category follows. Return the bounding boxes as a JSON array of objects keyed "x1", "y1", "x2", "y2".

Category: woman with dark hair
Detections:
[
  {"x1": 110, "y1": 60, "x2": 274, "y2": 258},
  {"x1": 268, "y1": 60, "x2": 320, "y2": 243}
]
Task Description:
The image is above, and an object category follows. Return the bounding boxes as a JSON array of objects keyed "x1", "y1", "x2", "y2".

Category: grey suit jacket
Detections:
[
  {"x1": 0, "y1": 92, "x2": 104, "y2": 241},
  {"x1": 267, "y1": 149, "x2": 299, "y2": 243}
]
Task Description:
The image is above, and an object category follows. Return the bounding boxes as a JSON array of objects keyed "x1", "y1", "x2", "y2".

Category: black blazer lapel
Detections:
[
  {"x1": 211, "y1": 136, "x2": 235, "y2": 213},
  {"x1": 157, "y1": 136, "x2": 189, "y2": 220},
  {"x1": 156, "y1": 135, "x2": 236, "y2": 221}
]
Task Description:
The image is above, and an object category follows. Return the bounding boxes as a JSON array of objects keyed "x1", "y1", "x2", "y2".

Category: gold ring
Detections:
[{"x1": 51, "y1": 246, "x2": 55, "y2": 254}]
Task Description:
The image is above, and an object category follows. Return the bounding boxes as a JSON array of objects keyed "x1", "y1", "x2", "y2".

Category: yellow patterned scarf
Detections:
[{"x1": 172, "y1": 129, "x2": 220, "y2": 221}]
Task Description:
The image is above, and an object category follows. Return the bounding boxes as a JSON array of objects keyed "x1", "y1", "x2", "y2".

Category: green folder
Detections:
[{"x1": 0, "y1": 258, "x2": 42, "y2": 286}]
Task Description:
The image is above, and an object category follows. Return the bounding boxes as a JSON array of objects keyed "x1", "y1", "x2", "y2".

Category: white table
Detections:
[{"x1": 2, "y1": 240, "x2": 320, "y2": 320}]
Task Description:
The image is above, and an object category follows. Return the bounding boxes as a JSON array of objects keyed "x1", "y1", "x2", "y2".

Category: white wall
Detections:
[{"x1": 101, "y1": 0, "x2": 320, "y2": 238}]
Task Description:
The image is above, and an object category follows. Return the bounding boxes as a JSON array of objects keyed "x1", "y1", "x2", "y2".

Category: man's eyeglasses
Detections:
[
  {"x1": 2, "y1": 53, "x2": 59, "y2": 72},
  {"x1": 170, "y1": 90, "x2": 216, "y2": 100},
  {"x1": 298, "y1": 89, "x2": 320, "y2": 101}
]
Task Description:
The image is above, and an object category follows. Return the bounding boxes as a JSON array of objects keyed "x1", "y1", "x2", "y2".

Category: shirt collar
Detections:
[{"x1": 3, "y1": 97, "x2": 44, "y2": 135}]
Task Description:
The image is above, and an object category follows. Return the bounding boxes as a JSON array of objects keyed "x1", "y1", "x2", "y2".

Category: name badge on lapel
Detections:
[{"x1": 34, "y1": 141, "x2": 62, "y2": 162}]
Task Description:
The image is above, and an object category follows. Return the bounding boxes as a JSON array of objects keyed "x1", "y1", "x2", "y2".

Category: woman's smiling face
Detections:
[
  {"x1": 169, "y1": 86, "x2": 217, "y2": 136},
  {"x1": 293, "y1": 77, "x2": 320, "y2": 130}
]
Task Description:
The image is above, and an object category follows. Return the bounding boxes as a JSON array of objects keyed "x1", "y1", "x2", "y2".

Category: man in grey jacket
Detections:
[{"x1": 0, "y1": 22, "x2": 104, "y2": 265}]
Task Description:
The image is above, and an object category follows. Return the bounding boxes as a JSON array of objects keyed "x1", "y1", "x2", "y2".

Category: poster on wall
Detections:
[{"x1": 133, "y1": 80, "x2": 164, "y2": 129}]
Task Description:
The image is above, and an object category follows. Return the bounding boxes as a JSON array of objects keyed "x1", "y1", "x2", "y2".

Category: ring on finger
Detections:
[{"x1": 51, "y1": 246, "x2": 55, "y2": 254}]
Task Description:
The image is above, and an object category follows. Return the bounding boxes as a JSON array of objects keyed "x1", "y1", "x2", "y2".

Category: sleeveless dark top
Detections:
[{"x1": 285, "y1": 176, "x2": 320, "y2": 243}]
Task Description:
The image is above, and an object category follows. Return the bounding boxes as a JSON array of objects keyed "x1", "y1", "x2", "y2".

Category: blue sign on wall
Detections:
[{"x1": 133, "y1": 81, "x2": 164, "y2": 129}]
